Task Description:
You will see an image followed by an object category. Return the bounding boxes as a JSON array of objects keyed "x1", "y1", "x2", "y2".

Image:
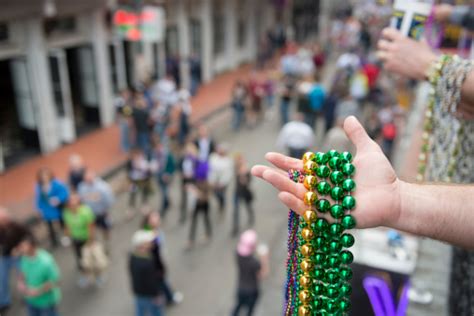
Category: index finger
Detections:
[{"x1": 265, "y1": 152, "x2": 303, "y2": 172}]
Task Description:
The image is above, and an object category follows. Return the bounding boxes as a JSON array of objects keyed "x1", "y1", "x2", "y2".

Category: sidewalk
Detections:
[{"x1": 0, "y1": 63, "x2": 262, "y2": 220}]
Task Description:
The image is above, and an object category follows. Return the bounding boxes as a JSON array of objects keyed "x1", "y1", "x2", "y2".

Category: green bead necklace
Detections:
[{"x1": 285, "y1": 151, "x2": 357, "y2": 316}]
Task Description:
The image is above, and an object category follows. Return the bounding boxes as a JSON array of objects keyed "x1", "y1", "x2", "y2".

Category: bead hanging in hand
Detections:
[{"x1": 285, "y1": 151, "x2": 356, "y2": 316}]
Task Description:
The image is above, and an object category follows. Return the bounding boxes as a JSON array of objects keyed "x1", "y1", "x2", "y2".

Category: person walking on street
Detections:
[
  {"x1": 35, "y1": 168, "x2": 70, "y2": 248},
  {"x1": 16, "y1": 233, "x2": 61, "y2": 316},
  {"x1": 0, "y1": 207, "x2": 28, "y2": 315},
  {"x1": 132, "y1": 92, "x2": 152, "y2": 157},
  {"x1": 78, "y1": 170, "x2": 114, "y2": 244},
  {"x1": 127, "y1": 149, "x2": 152, "y2": 218},
  {"x1": 63, "y1": 193, "x2": 97, "y2": 288},
  {"x1": 232, "y1": 155, "x2": 255, "y2": 237},
  {"x1": 179, "y1": 142, "x2": 198, "y2": 224},
  {"x1": 115, "y1": 88, "x2": 133, "y2": 153},
  {"x1": 68, "y1": 154, "x2": 85, "y2": 192},
  {"x1": 141, "y1": 212, "x2": 183, "y2": 306},
  {"x1": 150, "y1": 141, "x2": 176, "y2": 218},
  {"x1": 187, "y1": 181, "x2": 212, "y2": 249},
  {"x1": 279, "y1": 75, "x2": 296, "y2": 126},
  {"x1": 231, "y1": 230, "x2": 269, "y2": 316},
  {"x1": 194, "y1": 125, "x2": 215, "y2": 163},
  {"x1": 276, "y1": 113, "x2": 314, "y2": 159},
  {"x1": 177, "y1": 89, "x2": 192, "y2": 145},
  {"x1": 231, "y1": 81, "x2": 248, "y2": 131},
  {"x1": 129, "y1": 230, "x2": 165, "y2": 316},
  {"x1": 208, "y1": 144, "x2": 233, "y2": 216}
]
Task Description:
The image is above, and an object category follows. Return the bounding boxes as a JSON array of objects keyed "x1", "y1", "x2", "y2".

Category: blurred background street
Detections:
[{"x1": 0, "y1": 0, "x2": 472, "y2": 316}]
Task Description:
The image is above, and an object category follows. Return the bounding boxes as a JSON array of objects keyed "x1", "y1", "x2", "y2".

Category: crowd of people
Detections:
[{"x1": 1, "y1": 2, "x2": 473, "y2": 316}]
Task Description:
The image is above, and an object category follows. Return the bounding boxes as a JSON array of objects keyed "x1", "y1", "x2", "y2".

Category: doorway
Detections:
[
  {"x1": 0, "y1": 59, "x2": 40, "y2": 171},
  {"x1": 65, "y1": 46, "x2": 101, "y2": 135}
]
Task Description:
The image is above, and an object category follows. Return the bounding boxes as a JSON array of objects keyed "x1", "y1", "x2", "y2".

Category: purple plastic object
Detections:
[
  {"x1": 363, "y1": 276, "x2": 410, "y2": 316},
  {"x1": 425, "y1": 6, "x2": 444, "y2": 49}
]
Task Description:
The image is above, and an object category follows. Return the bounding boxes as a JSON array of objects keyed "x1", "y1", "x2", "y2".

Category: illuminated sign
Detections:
[{"x1": 113, "y1": 6, "x2": 165, "y2": 42}]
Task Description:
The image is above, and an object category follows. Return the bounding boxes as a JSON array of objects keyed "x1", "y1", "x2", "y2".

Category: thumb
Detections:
[{"x1": 343, "y1": 116, "x2": 380, "y2": 154}]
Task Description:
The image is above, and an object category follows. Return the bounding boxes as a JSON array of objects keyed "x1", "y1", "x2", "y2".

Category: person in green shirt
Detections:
[
  {"x1": 16, "y1": 233, "x2": 61, "y2": 316},
  {"x1": 63, "y1": 193, "x2": 95, "y2": 288}
]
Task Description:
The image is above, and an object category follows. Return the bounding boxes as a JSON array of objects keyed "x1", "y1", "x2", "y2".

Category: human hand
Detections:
[
  {"x1": 24, "y1": 287, "x2": 42, "y2": 297},
  {"x1": 251, "y1": 116, "x2": 402, "y2": 229},
  {"x1": 377, "y1": 28, "x2": 437, "y2": 81},
  {"x1": 434, "y1": 4, "x2": 453, "y2": 23}
]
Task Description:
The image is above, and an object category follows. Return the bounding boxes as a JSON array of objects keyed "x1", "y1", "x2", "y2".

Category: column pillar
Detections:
[
  {"x1": 246, "y1": 1, "x2": 258, "y2": 61},
  {"x1": 24, "y1": 18, "x2": 60, "y2": 153},
  {"x1": 90, "y1": 10, "x2": 114, "y2": 126},
  {"x1": 200, "y1": 0, "x2": 213, "y2": 82},
  {"x1": 224, "y1": 0, "x2": 237, "y2": 69},
  {"x1": 177, "y1": 0, "x2": 191, "y2": 89}
]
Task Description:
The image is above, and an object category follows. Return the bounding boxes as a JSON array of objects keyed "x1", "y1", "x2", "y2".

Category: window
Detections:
[
  {"x1": 236, "y1": 0, "x2": 246, "y2": 47},
  {"x1": 165, "y1": 26, "x2": 179, "y2": 56},
  {"x1": 43, "y1": 16, "x2": 77, "y2": 37},
  {"x1": 212, "y1": 0, "x2": 225, "y2": 55}
]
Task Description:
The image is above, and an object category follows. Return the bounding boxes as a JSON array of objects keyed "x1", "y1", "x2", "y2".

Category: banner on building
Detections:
[{"x1": 113, "y1": 6, "x2": 165, "y2": 42}]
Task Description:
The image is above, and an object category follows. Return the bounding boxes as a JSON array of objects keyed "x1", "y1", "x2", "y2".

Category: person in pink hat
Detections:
[{"x1": 231, "y1": 230, "x2": 269, "y2": 316}]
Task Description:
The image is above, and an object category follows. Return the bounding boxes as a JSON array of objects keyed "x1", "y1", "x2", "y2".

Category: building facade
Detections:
[{"x1": 0, "y1": 0, "x2": 310, "y2": 172}]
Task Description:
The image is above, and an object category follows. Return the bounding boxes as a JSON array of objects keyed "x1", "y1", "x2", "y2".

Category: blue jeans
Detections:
[
  {"x1": 27, "y1": 304, "x2": 59, "y2": 316},
  {"x1": 120, "y1": 120, "x2": 131, "y2": 152},
  {"x1": 280, "y1": 99, "x2": 290, "y2": 126},
  {"x1": 136, "y1": 132, "x2": 150, "y2": 157},
  {"x1": 135, "y1": 296, "x2": 163, "y2": 316},
  {"x1": 0, "y1": 256, "x2": 17, "y2": 309},
  {"x1": 232, "y1": 108, "x2": 244, "y2": 131}
]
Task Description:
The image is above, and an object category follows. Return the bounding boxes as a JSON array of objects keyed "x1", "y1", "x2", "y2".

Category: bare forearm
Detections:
[{"x1": 394, "y1": 181, "x2": 474, "y2": 249}]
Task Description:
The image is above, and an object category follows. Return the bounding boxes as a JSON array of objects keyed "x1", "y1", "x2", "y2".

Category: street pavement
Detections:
[{"x1": 10, "y1": 107, "x2": 293, "y2": 316}]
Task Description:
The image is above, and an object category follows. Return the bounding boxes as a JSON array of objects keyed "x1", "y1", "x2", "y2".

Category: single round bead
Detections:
[
  {"x1": 313, "y1": 268, "x2": 325, "y2": 280},
  {"x1": 299, "y1": 220, "x2": 307, "y2": 229},
  {"x1": 303, "y1": 210, "x2": 317, "y2": 223},
  {"x1": 316, "y1": 165, "x2": 330, "y2": 178},
  {"x1": 313, "y1": 296, "x2": 324, "y2": 310},
  {"x1": 303, "y1": 175, "x2": 318, "y2": 190},
  {"x1": 314, "y1": 218, "x2": 329, "y2": 232},
  {"x1": 313, "y1": 283, "x2": 325, "y2": 296},
  {"x1": 330, "y1": 186, "x2": 344, "y2": 200},
  {"x1": 340, "y1": 299, "x2": 351, "y2": 312},
  {"x1": 304, "y1": 191, "x2": 318, "y2": 206},
  {"x1": 315, "y1": 152, "x2": 329, "y2": 164},
  {"x1": 340, "y1": 151, "x2": 353, "y2": 163},
  {"x1": 301, "y1": 228, "x2": 314, "y2": 241},
  {"x1": 300, "y1": 244, "x2": 314, "y2": 257},
  {"x1": 328, "y1": 157, "x2": 342, "y2": 170},
  {"x1": 326, "y1": 286, "x2": 339, "y2": 299},
  {"x1": 340, "y1": 250, "x2": 354, "y2": 264},
  {"x1": 326, "y1": 300, "x2": 338, "y2": 313},
  {"x1": 316, "y1": 181, "x2": 331, "y2": 195},
  {"x1": 316, "y1": 199, "x2": 331, "y2": 213},
  {"x1": 340, "y1": 283, "x2": 352, "y2": 296},
  {"x1": 330, "y1": 204, "x2": 345, "y2": 219},
  {"x1": 342, "y1": 214, "x2": 357, "y2": 229},
  {"x1": 329, "y1": 223, "x2": 343, "y2": 236},
  {"x1": 342, "y1": 195, "x2": 356, "y2": 210},
  {"x1": 340, "y1": 266, "x2": 353, "y2": 281},
  {"x1": 328, "y1": 255, "x2": 341, "y2": 268},
  {"x1": 341, "y1": 233, "x2": 355, "y2": 248},
  {"x1": 327, "y1": 149, "x2": 339, "y2": 158},
  {"x1": 303, "y1": 161, "x2": 317, "y2": 175},
  {"x1": 328, "y1": 240, "x2": 342, "y2": 253},
  {"x1": 342, "y1": 163, "x2": 355, "y2": 176},
  {"x1": 298, "y1": 290, "x2": 312, "y2": 304},
  {"x1": 299, "y1": 274, "x2": 313, "y2": 288},
  {"x1": 313, "y1": 236, "x2": 326, "y2": 248},
  {"x1": 314, "y1": 253, "x2": 326, "y2": 265},
  {"x1": 298, "y1": 305, "x2": 312, "y2": 316},
  {"x1": 330, "y1": 170, "x2": 344, "y2": 185},
  {"x1": 300, "y1": 259, "x2": 314, "y2": 272},
  {"x1": 302, "y1": 152, "x2": 316, "y2": 164},
  {"x1": 342, "y1": 178, "x2": 356, "y2": 192},
  {"x1": 326, "y1": 271, "x2": 339, "y2": 284}
]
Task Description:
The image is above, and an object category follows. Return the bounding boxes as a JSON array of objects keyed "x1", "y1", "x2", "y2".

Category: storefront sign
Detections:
[{"x1": 113, "y1": 6, "x2": 165, "y2": 42}]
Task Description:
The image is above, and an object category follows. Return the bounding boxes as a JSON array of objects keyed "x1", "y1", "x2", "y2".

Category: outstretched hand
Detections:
[{"x1": 251, "y1": 116, "x2": 402, "y2": 229}]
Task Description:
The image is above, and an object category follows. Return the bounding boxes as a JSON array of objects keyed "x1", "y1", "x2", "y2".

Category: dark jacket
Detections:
[{"x1": 129, "y1": 250, "x2": 164, "y2": 297}]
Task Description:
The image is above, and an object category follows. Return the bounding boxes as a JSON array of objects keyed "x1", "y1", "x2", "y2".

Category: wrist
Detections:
[
  {"x1": 420, "y1": 53, "x2": 439, "y2": 81},
  {"x1": 388, "y1": 179, "x2": 409, "y2": 230}
]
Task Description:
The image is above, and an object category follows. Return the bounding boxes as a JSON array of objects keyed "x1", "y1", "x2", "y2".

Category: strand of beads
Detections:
[
  {"x1": 285, "y1": 169, "x2": 305, "y2": 315},
  {"x1": 291, "y1": 150, "x2": 356, "y2": 316}
]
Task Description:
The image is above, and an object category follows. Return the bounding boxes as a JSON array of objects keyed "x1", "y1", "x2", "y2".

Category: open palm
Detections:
[{"x1": 251, "y1": 116, "x2": 402, "y2": 229}]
